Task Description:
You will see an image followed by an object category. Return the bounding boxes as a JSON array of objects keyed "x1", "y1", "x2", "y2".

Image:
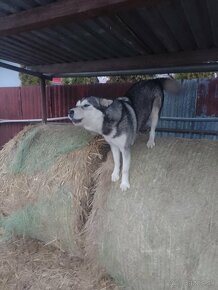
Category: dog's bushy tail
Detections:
[{"x1": 159, "y1": 78, "x2": 181, "y2": 95}]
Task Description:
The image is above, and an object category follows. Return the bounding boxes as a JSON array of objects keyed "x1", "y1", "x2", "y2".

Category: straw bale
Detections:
[
  {"x1": 85, "y1": 136, "x2": 218, "y2": 290},
  {"x1": 0, "y1": 124, "x2": 108, "y2": 256},
  {"x1": 0, "y1": 124, "x2": 96, "y2": 175},
  {"x1": 0, "y1": 237, "x2": 119, "y2": 290}
]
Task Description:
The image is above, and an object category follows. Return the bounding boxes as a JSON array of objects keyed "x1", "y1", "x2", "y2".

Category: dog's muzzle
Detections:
[
  {"x1": 68, "y1": 109, "x2": 74, "y2": 120},
  {"x1": 68, "y1": 109, "x2": 83, "y2": 124}
]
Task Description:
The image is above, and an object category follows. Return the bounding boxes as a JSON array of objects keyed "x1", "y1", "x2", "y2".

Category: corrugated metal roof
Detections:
[
  {"x1": 0, "y1": 0, "x2": 218, "y2": 74},
  {"x1": 0, "y1": 0, "x2": 55, "y2": 16}
]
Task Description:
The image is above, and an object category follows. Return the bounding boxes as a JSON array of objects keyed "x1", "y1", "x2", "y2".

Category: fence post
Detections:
[{"x1": 40, "y1": 77, "x2": 47, "y2": 124}]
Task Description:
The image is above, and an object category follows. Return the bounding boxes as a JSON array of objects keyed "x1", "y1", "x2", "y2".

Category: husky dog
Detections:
[{"x1": 68, "y1": 78, "x2": 180, "y2": 191}]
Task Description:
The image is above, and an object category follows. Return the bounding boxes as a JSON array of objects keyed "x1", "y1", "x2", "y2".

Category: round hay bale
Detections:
[
  {"x1": 0, "y1": 237, "x2": 119, "y2": 290},
  {"x1": 85, "y1": 136, "x2": 218, "y2": 290},
  {"x1": 0, "y1": 124, "x2": 108, "y2": 256}
]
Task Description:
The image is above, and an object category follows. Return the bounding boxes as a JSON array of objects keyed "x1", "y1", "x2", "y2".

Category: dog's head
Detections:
[{"x1": 68, "y1": 96, "x2": 113, "y2": 134}]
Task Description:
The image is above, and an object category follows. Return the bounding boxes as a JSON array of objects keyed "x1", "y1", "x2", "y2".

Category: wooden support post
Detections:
[{"x1": 40, "y1": 77, "x2": 47, "y2": 124}]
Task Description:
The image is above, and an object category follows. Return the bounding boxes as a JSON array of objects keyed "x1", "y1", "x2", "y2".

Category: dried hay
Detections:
[
  {"x1": 0, "y1": 124, "x2": 108, "y2": 256},
  {"x1": 0, "y1": 124, "x2": 94, "y2": 174},
  {"x1": 85, "y1": 136, "x2": 218, "y2": 290},
  {"x1": 0, "y1": 237, "x2": 119, "y2": 290}
]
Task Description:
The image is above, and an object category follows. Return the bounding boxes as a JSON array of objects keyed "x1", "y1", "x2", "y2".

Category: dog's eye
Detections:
[{"x1": 83, "y1": 104, "x2": 90, "y2": 108}]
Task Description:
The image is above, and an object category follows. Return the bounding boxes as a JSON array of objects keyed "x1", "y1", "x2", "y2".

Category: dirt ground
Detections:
[{"x1": 0, "y1": 238, "x2": 119, "y2": 290}]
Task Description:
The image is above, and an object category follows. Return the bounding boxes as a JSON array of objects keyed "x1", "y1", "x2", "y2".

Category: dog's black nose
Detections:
[{"x1": 68, "y1": 109, "x2": 74, "y2": 118}]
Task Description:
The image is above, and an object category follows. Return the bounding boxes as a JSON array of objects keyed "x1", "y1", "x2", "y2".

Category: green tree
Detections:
[
  {"x1": 108, "y1": 74, "x2": 154, "y2": 83},
  {"x1": 62, "y1": 75, "x2": 153, "y2": 84},
  {"x1": 174, "y1": 72, "x2": 215, "y2": 80},
  {"x1": 19, "y1": 72, "x2": 51, "y2": 86},
  {"x1": 62, "y1": 77, "x2": 97, "y2": 85},
  {"x1": 19, "y1": 72, "x2": 41, "y2": 86}
]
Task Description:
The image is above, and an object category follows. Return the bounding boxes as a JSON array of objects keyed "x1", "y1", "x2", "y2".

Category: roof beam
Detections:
[
  {"x1": 0, "y1": 61, "x2": 52, "y2": 80},
  {"x1": 28, "y1": 48, "x2": 218, "y2": 75},
  {"x1": 0, "y1": 0, "x2": 155, "y2": 36},
  {"x1": 46, "y1": 64, "x2": 218, "y2": 77}
]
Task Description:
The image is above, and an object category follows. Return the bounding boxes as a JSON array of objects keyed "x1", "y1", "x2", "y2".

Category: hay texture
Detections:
[
  {"x1": 86, "y1": 136, "x2": 218, "y2": 290},
  {"x1": 0, "y1": 124, "x2": 107, "y2": 256},
  {"x1": 0, "y1": 237, "x2": 119, "y2": 290}
]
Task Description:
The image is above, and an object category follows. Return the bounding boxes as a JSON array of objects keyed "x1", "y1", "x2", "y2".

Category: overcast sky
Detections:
[{"x1": 0, "y1": 61, "x2": 21, "y2": 87}]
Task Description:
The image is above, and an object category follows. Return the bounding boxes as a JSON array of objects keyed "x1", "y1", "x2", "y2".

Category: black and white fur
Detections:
[{"x1": 68, "y1": 78, "x2": 180, "y2": 191}]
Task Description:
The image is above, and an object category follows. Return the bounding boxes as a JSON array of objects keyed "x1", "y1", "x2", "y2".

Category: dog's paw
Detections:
[
  {"x1": 111, "y1": 172, "x2": 119, "y2": 182},
  {"x1": 147, "y1": 139, "x2": 155, "y2": 149},
  {"x1": 120, "y1": 181, "x2": 130, "y2": 191}
]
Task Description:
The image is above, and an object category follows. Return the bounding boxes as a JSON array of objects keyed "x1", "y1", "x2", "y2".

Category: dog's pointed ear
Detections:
[
  {"x1": 99, "y1": 98, "x2": 113, "y2": 107},
  {"x1": 105, "y1": 100, "x2": 122, "y2": 122}
]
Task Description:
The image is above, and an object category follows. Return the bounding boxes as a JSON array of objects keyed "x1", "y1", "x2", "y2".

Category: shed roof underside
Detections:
[{"x1": 1, "y1": 0, "x2": 218, "y2": 77}]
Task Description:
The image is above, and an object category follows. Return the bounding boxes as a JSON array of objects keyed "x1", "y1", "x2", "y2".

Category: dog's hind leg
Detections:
[
  {"x1": 147, "y1": 96, "x2": 162, "y2": 148},
  {"x1": 110, "y1": 144, "x2": 120, "y2": 182},
  {"x1": 120, "y1": 148, "x2": 131, "y2": 191}
]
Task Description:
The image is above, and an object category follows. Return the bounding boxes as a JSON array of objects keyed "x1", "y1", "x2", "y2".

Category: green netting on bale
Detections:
[
  {"x1": 85, "y1": 137, "x2": 218, "y2": 290},
  {"x1": 0, "y1": 187, "x2": 79, "y2": 254},
  {"x1": 0, "y1": 124, "x2": 108, "y2": 256},
  {"x1": 7, "y1": 124, "x2": 94, "y2": 174}
]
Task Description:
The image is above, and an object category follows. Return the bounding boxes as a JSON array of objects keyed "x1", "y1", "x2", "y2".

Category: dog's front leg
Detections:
[
  {"x1": 120, "y1": 148, "x2": 131, "y2": 191},
  {"x1": 110, "y1": 144, "x2": 120, "y2": 182}
]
